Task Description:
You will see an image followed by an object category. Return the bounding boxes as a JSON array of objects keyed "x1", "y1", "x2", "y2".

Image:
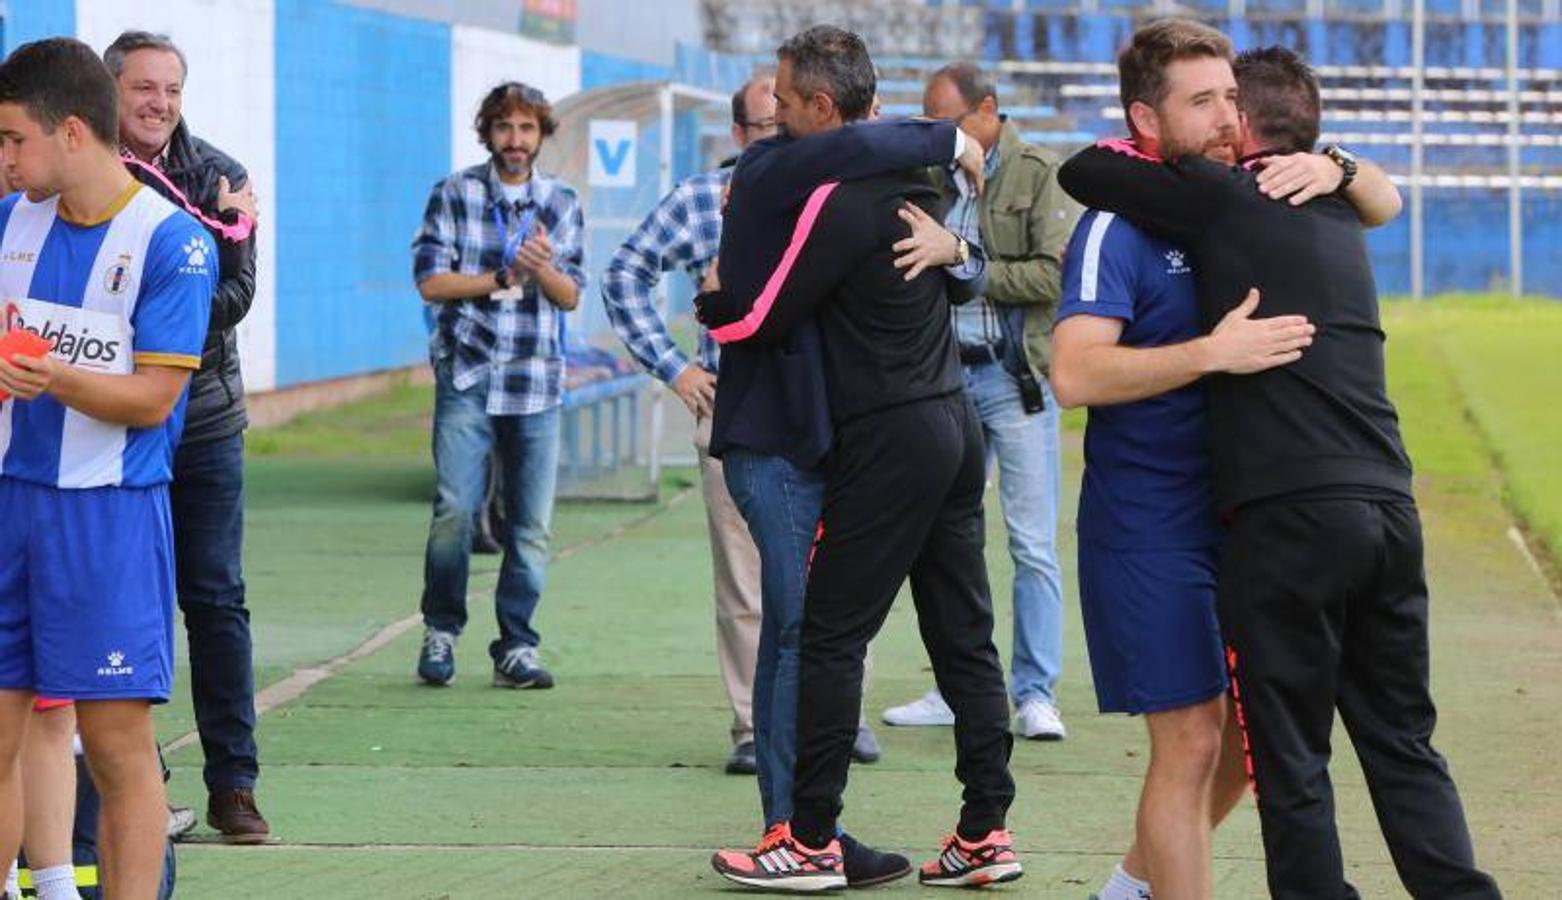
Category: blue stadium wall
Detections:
[
  {"x1": 3, "y1": 0, "x2": 1554, "y2": 391},
  {"x1": 1, "y1": 0, "x2": 732, "y2": 393}
]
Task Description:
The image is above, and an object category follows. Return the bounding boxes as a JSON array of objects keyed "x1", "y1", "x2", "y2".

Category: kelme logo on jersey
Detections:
[
  {"x1": 180, "y1": 235, "x2": 210, "y2": 274},
  {"x1": 97, "y1": 650, "x2": 135, "y2": 678},
  {"x1": 2, "y1": 302, "x2": 122, "y2": 368},
  {"x1": 1164, "y1": 249, "x2": 1191, "y2": 275}
]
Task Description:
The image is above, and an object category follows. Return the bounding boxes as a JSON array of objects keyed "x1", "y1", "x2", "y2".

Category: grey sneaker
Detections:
[
  {"x1": 167, "y1": 803, "x2": 199, "y2": 840},
  {"x1": 417, "y1": 628, "x2": 457, "y2": 686},
  {"x1": 493, "y1": 645, "x2": 554, "y2": 689},
  {"x1": 851, "y1": 723, "x2": 883, "y2": 763}
]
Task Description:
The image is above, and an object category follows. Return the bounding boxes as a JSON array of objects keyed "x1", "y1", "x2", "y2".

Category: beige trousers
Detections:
[{"x1": 693, "y1": 414, "x2": 763, "y2": 746}]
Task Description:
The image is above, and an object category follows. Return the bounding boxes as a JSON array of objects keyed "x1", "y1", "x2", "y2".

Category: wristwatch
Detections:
[
  {"x1": 494, "y1": 266, "x2": 514, "y2": 290},
  {"x1": 1323, "y1": 144, "x2": 1358, "y2": 191},
  {"x1": 954, "y1": 236, "x2": 970, "y2": 267}
]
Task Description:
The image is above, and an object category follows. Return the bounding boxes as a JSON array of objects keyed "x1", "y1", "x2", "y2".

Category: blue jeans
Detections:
[
  {"x1": 421, "y1": 362, "x2": 560, "y2": 658},
  {"x1": 964, "y1": 361, "x2": 1064, "y2": 705},
  {"x1": 170, "y1": 431, "x2": 257, "y2": 792},
  {"x1": 723, "y1": 449, "x2": 826, "y2": 827}
]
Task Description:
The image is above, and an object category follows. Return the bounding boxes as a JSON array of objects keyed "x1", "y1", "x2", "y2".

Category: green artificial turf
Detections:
[{"x1": 160, "y1": 299, "x2": 1562, "y2": 898}]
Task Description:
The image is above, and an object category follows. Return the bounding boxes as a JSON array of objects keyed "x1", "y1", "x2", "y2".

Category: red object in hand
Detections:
[{"x1": 0, "y1": 328, "x2": 53, "y2": 401}]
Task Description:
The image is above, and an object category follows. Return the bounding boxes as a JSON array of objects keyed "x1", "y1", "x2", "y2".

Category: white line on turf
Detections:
[
  {"x1": 1506, "y1": 525, "x2": 1562, "y2": 614},
  {"x1": 160, "y1": 486, "x2": 696, "y2": 756}
]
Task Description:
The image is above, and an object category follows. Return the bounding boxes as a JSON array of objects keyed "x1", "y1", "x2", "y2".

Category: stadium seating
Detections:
[{"x1": 720, "y1": 0, "x2": 1560, "y2": 293}]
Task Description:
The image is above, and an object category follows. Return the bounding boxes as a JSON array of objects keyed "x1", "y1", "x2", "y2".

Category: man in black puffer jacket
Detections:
[{"x1": 105, "y1": 30, "x2": 269, "y2": 844}]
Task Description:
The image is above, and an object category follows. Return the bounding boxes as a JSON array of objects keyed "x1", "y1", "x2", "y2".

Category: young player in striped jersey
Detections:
[{"x1": 0, "y1": 38, "x2": 215, "y2": 900}]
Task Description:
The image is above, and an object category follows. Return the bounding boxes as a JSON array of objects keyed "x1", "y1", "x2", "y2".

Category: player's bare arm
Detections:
[
  {"x1": 1052, "y1": 288, "x2": 1314, "y2": 408},
  {"x1": 0, "y1": 354, "x2": 193, "y2": 429}
]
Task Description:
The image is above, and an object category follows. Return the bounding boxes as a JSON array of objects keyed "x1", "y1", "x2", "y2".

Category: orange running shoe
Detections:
[
  {"x1": 711, "y1": 822, "x2": 847, "y2": 893},
  {"x1": 918, "y1": 828, "x2": 1023, "y2": 888}
]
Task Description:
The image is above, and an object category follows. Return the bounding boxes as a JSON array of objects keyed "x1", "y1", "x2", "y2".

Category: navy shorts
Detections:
[
  {"x1": 1077, "y1": 538, "x2": 1228, "y2": 715},
  {"x1": 0, "y1": 478, "x2": 175, "y2": 702}
]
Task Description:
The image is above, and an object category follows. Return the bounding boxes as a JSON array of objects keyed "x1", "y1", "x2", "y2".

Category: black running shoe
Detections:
[{"x1": 839, "y1": 831, "x2": 911, "y2": 888}]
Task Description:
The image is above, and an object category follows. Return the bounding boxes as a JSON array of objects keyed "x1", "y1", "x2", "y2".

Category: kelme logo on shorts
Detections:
[{"x1": 97, "y1": 650, "x2": 134, "y2": 677}]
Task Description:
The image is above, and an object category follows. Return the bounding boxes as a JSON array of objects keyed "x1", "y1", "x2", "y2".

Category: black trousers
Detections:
[
  {"x1": 1220, "y1": 498, "x2": 1501, "y2": 900},
  {"x1": 790, "y1": 394, "x2": 1014, "y2": 847}
]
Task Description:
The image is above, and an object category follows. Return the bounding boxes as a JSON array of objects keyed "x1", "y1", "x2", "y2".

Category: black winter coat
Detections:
[{"x1": 129, "y1": 120, "x2": 256, "y2": 444}]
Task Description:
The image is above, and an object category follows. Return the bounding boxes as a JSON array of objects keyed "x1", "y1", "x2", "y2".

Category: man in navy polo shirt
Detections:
[
  {"x1": 1050, "y1": 18, "x2": 1416, "y2": 900},
  {"x1": 1050, "y1": 20, "x2": 1315, "y2": 900}
]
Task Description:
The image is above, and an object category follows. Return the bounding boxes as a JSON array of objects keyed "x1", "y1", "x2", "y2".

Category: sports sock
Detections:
[
  {"x1": 5, "y1": 861, "x2": 19, "y2": 898},
  {"x1": 33, "y1": 864, "x2": 82, "y2": 900},
  {"x1": 1097, "y1": 862, "x2": 1152, "y2": 900},
  {"x1": 954, "y1": 825, "x2": 995, "y2": 844}
]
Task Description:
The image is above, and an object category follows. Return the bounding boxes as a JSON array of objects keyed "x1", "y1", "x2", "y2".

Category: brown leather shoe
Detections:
[{"x1": 207, "y1": 788, "x2": 271, "y2": 844}]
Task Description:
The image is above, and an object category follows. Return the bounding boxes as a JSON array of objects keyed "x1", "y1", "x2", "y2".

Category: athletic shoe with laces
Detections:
[
  {"x1": 1016, "y1": 698, "x2": 1067, "y2": 741},
  {"x1": 492, "y1": 644, "x2": 554, "y2": 689},
  {"x1": 882, "y1": 688, "x2": 955, "y2": 727},
  {"x1": 919, "y1": 829, "x2": 1023, "y2": 888},
  {"x1": 416, "y1": 628, "x2": 456, "y2": 686},
  {"x1": 711, "y1": 822, "x2": 847, "y2": 892}
]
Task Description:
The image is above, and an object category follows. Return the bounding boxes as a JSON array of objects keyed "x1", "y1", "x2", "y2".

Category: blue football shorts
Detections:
[
  {"x1": 0, "y1": 477, "x2": 175, "y2": 702},
  {"x1": 1077, "y1": 538, "x2": 1229, "y2": 715}
]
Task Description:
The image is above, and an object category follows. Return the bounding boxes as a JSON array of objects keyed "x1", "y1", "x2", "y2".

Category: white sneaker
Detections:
[
  {"x1": 1016, "y1": 698, "x2": 1066, "y2": 741},
  {"x1": 882, "y1": 689, "x2": 955, "y2": 727}
]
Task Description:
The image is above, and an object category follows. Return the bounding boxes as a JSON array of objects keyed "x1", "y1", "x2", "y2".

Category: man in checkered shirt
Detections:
[
  {"x1": 411, "y1": 81, "x2": 585, "y2": 691},
  {"x1": 601, "y1": 76, "x2": 779, "y2": 778}
]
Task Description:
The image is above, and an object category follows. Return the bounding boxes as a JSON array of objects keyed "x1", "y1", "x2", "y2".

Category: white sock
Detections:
[
  {"x1": 1097, "y1": 862, "x2": 1152, "y2": 900},
  {"x1": 5, "y1": 861, "x2": 20, "y2": 898},
  {"x1": 33, "y1": 864, "x2": 82, "y2": 900}
]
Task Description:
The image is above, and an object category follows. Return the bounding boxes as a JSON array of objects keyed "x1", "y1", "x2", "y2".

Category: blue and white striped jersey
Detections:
[{"x1": 0, "y1": 182, "x2": 215, "y2": 488}]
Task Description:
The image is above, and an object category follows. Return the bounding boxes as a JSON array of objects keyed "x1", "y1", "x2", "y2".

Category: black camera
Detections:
[{"x1": 1015, "y1": 367, "x2": 1047, "y2": 414}]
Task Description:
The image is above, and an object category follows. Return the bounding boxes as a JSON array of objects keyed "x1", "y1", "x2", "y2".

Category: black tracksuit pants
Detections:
[
  {"x1": 790, "y1": 393, "x2": 1015, "y2": 847},
  {"x1": 1220, "y1": 497, "x2": 1501, "y2": 900}
]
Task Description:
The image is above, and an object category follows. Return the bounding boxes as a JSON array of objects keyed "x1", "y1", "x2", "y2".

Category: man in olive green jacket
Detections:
[{"x1": 882, "y1": 62, "x2": 1081, "y2": 740}]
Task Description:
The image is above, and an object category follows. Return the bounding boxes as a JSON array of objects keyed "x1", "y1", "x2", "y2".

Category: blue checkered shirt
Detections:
[
  {"x1": 600, "y1": 168, "x2": 726, "y2": 384},
  {"x1": 412, "y1": 162, "x2": 586, "y2": 415}
]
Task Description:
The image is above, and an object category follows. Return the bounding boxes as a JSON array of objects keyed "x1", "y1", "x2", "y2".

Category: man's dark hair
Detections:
[
  {"x1": 0, "y1": 37, "x2": 119, "y2": 143},
  {"x1": 1234, "y1": 46, "x2": 1322, "y2": 154},
  {"x1": 930, "y1": 61, "x2": 997, "y2": 111},
  {"x1": 474, "y1": 81, "x2": 557, "y2": 148},
  {"x1": 776, "y1": 25, "x2": 876, "y2": 123},
  {"x1": 103, "y1": 31, "x2": 189, "y2": 82},
  {"x1": 1117, "y1": 18, "x2": 1233, "y2": 123}
]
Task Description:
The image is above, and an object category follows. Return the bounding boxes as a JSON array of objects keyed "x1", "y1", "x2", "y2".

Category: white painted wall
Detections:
[
  {"x1": 449, "y1": 25, "x2": 582, "y2": 172},
  {"x1": 75, "y1": 0, "x2": 280, "y2": 390}
]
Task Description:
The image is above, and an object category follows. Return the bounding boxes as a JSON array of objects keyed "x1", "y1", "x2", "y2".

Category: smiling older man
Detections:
[{"x1": 104, "y1": 29, "x2": 267, "y2": 844}]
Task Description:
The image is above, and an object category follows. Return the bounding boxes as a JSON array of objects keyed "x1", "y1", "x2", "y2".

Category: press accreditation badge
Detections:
[{"x1": 489, "y1": 285, "x2": 527, "y2": 302}]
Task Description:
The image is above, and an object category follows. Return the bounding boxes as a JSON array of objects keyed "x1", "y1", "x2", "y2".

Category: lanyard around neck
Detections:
[{"x1": 492, "y1": 201, "x2": 536, "y2": 266}]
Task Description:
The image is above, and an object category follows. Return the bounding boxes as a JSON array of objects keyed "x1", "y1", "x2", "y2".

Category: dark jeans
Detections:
[
  {"x1": 791, "y1": 395, "x2": 1014, "y2": 847},
  {"x1": 723, "y1": 448, "x2": 826, "y2": 827},
  {"x1": 171, "y1": 431, "x2": 258, "y2": 792},
  {"x1": 420, "y1": 361, "x2": 560, "y2": 658},
  {"x1": 1221, "y1": 498, "x2": 1501, "y2": 900}
]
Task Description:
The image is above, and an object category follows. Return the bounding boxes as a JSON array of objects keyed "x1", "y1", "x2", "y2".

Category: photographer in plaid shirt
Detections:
[{"x1": 411, "y1": 81, "x2": 585, "y2": 690}]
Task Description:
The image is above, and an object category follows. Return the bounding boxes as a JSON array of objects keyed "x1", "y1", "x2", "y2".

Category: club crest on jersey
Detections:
[
  {"x1": 97, "y1": 650, "x2": 134, "y2": 678},
  {"x1": 181, "y1": 235, "x2": 210, "y2": 274},
  {"x1": 102, "y1": 253, "x2": 134, "y2": 295},
  {"x1": 1165, "y1": 249, "x2": 1191, "y2": 275}
]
